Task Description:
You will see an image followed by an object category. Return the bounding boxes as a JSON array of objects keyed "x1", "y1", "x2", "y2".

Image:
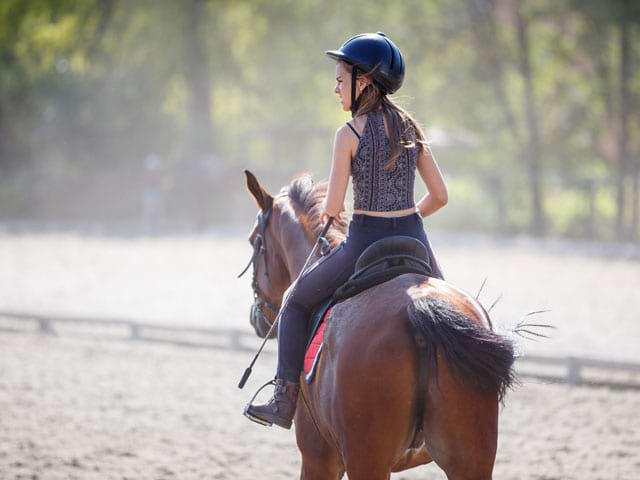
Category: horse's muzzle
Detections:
[{"x1": 250, "y1": 301, "x2": 277, "y2": 339}]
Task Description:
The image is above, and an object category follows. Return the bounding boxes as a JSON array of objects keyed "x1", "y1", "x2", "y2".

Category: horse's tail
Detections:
[{"x1": 407, "y1": 295, "x2": 517, "y2": 401}]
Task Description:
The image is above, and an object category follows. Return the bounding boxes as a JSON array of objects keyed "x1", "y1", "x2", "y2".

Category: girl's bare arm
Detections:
[
  {"x1": 322, "y1": 125, "x2": 353, "y2": 221},
  {"x1": 415, "y1": 144, "x2": 448, "y2": 218}
]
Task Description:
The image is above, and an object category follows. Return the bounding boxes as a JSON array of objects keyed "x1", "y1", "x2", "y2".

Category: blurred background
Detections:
[
  {"x1": 1, "y1": 0, "x2": 639, "y2": 240},
  {"x1": 1, "y1": 1, "x2": 640, "y2": 479}
]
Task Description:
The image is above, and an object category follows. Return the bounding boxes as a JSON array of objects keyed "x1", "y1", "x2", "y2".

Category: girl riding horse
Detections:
[{"x1": 247, "y1": 32, "x2": 448, "y2": 429}]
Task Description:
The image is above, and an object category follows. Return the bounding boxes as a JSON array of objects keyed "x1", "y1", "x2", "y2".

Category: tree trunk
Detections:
[
  {"x1": 466, "y1": 0, "x2": 522, "y2": 145},
  {"x1": 184, "y1": 0, "x2": 214, "y2": 161},
  {"x1": 182, "y1": 0, "x2": 215, "y2": 227},
  {"x1": 615, "y1": 18, "x2": 631, "y2": 240},
  {"x1": 630, "y1": 26, "x2": 639, "y2": 242},
  {"x1": 632, "y1": 161, "x2": 639, "y2": 241},
  {"x1": 86, "y1": 0, "x2": 116, "y2": 59},
  {"x1": 514, "y1": 2, "x2": 546, "y2": 236}
]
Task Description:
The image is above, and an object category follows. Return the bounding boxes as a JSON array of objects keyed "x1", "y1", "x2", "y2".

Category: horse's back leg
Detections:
[
  {"x1": 391, "y1": 446, "x2": 433, "y2": 472},
  {"x1": 336, "y1": 350, "x2": 418, "y2": 480},
  {"x1": 423, "y1": 361, "x2": 499, "y2": 480},
  {"x1": 300, "y1": 456, "x2": 343, "y2": 480},
  {"x1": 295, "y1": 401, "x2": 344, "y2": 480},
  {"x1": 300, "y1": 450, "x2": 344, "y2": 480}
]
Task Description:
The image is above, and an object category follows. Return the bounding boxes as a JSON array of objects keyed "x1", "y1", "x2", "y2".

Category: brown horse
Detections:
[{"x1": 243, "y1": 170, "x2": 516, "y2": 480}]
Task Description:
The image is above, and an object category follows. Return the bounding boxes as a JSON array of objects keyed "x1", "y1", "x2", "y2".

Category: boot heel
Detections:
[{"x1": 271, "y1": 416, "x2": 293, "y2": 430}]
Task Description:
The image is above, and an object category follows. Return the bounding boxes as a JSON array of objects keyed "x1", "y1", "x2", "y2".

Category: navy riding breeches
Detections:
[{"x1": 276, "y1": 212, "x2": 444, "y2": 382}]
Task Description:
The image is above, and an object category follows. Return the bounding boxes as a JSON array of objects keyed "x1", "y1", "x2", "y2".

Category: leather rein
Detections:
[{"x1": 237, "y1": 207, "x2": 281, "y2": 315}]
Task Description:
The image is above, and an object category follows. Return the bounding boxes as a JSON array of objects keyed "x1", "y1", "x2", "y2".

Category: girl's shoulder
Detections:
[
  {"x1": 346, "y1": 112, "x2": 372, "y2": 138},
  {"x1": 335, "y1": 123, "x2": 360, "y2": 150}
]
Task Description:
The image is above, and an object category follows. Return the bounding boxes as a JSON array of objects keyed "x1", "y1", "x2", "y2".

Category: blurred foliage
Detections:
[{"x1": 0, "y1": 0, "x2": 639, "y2": 241}]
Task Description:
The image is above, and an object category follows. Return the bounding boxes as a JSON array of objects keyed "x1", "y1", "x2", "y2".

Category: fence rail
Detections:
[
  {"x1": 0, "y1": 309, "x2": 261, "y2": 353},
  {"x1": 1, "y1": 310, "x2": 639, "y2": 389},
  {"x1": 516, "y1": 354, "x2": 640, "y2": 388}
]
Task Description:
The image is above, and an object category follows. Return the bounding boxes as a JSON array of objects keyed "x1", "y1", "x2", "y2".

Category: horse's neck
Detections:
[{"x1": 279, "y1": 215, "x2": 315, "y2": 283}]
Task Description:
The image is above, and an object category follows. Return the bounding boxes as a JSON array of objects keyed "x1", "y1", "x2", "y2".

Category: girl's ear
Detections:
[
  {"x1": 244, "y1": 170, "x2": 274, "y2": 211},
  {"x1": 359, "y1": 74, "x2": 372, "y2": 88}
]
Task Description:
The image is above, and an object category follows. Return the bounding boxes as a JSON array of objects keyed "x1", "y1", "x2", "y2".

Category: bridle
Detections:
[
  {"x1": 237, "y1": 206, "x2": 335, "y2": 391},
  {"x1": 238, "y1": 206, "x2": 281, "y2": 315}
]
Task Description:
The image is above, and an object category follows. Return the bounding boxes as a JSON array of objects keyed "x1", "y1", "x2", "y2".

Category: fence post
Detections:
[
  {"x1": 567, "y1": 357, "x2": 581, "y2": 385},
  {"x1": 37, "y1": 317, "x2": 56, "y2": 335},
  {"x1": 229, "y1": 330, "x2": 242, "y2": 350},
  {"x1": 130, "y1": 323, "x2": 141, "y2": 340}
]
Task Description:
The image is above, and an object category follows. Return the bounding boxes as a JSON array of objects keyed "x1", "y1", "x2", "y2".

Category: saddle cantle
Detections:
[
  {"x1": 334, "y1": 235, "x2": 432, "y2": 302},
  {"x1": 303, "y1": 236, "x2": 433, "y2": 383}
]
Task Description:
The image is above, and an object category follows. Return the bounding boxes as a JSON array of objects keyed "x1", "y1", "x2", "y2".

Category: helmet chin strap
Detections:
[{"x1": 350, "y1": 66, "x2": 359, "y2": 117}]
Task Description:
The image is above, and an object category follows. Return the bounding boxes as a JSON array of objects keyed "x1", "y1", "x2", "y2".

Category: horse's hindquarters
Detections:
[
  {"x1": 311, "y1": 277, "x2": 430, "y2": 476},
  {"x1": 407, "y1": 280, "x2": 515, "y2": 479},
  {"x1": 302, "y1": 274, "x2": 513, "y2": 479}
]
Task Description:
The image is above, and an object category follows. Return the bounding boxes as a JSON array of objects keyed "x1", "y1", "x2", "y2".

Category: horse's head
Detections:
[
  {"x1": 240, "y1": 170, "x2": 348, "y2": 339},
  {"x1": 240, "y1": 170, "x2": 293, "y2": 338}
]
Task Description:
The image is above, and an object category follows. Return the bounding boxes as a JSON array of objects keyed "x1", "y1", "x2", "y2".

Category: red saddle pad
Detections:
[{"x1": 303, "y1": 307, "x2": 332, "y2": 376}]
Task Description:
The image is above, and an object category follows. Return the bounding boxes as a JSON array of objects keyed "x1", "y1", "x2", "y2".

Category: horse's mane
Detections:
[{"x1": 282, "y1": 174, "x2": 348, "y2": 248}]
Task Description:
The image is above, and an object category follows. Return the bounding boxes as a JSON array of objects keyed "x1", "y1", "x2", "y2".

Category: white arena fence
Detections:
[{"x1": 1, "y1": 310, "x2": 639, "y2": 390}]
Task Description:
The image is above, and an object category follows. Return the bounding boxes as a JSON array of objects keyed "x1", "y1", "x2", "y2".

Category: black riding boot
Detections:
[{"x1": 245, "y1": 379, "x2": 300, "y2": 430}]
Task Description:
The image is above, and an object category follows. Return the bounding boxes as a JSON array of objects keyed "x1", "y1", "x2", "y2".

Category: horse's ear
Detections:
[{"x1": 244, "y1": 170, "x2": 274, "y2": 211}]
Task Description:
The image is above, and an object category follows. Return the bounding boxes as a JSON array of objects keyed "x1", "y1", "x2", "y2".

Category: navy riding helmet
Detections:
[{"x1": 326, "y1": 32, "x2": 405, "y2": 116}]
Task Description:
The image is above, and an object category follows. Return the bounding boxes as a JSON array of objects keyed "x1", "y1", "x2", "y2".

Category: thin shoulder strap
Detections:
[{"x1": 345, "y1": 122, "x2": 360, "y2": 139}]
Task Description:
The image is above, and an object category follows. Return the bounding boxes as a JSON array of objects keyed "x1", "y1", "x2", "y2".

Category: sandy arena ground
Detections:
[
  {"x1": 1, "y1": 232, "x2": 639, "y2": 479},
  {"x1": 0, "y1": 332, "x2": 639, "y2": 480}
]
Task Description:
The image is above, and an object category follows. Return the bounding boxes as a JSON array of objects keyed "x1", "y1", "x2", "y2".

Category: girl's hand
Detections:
[{"x1": 321, "y1": 212, "x2": 332, "y2": 226}]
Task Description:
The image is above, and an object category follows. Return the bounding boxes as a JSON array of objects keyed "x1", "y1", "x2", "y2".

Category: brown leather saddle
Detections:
[{"x1": 304, "y1": 235, "x2": 433, "y2": 380}]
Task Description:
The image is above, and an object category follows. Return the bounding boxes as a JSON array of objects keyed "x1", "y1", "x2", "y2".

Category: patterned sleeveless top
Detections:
[{"x1": 349, "y1": 109, "x2": 418, "y2": 212}]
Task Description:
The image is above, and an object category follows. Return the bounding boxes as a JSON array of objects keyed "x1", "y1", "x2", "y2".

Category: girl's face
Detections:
[
  {"x1": 334, "y1": 62, "x2": 351, "y2": 112},
  {"x1": 334, "y1": 61, "x2": 369, "y2": 112}
]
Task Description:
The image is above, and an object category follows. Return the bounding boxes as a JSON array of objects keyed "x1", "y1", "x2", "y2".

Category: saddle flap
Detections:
[{"x1": 305, "y1": 297, "x2": 334, "y2": 350}]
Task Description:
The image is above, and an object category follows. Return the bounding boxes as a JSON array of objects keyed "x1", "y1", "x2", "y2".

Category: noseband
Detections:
[{"x1": 238, "y1": 207, "x2": 281, "y2": 315}]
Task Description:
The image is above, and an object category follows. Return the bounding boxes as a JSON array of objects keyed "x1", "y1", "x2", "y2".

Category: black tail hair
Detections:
[{"x1": 407, "y1": 296, "x2": 517, "y2": 402}]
